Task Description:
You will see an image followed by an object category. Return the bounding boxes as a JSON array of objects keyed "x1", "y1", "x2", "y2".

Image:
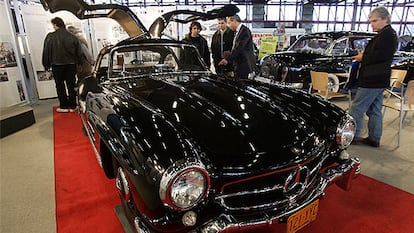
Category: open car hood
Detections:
[
  {"x1": 40, "y1": 0, "x2": 148, "y2": 38},
  {"x1": 149, "y1": 5, "x2": 239, "y2": 38}
]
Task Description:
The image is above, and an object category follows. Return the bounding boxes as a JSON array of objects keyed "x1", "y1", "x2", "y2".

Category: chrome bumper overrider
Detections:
[
  {"x1": 191, "y1": 157, "x2": 360, "y2": 233},
  {"x1": 132, "y1": 157, "x2": 360, "y2": 233}
]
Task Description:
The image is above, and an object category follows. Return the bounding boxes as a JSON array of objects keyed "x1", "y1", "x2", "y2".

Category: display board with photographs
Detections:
[{"x1": 0, "y1": 2, "x2": 28, "y2": 107}]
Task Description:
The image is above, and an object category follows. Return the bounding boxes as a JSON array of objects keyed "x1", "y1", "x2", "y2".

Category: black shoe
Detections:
[
  {"x1": 351, "y1": 138, "x2": 364, "y2": 145},
  {"x1": 360, "y1": 137, "x2": 380, "y2": 147}
]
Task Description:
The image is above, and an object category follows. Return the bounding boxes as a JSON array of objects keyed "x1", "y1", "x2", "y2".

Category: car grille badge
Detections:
[{"x1": 283, "y1": 166, "x2": 310, "y2": 203}]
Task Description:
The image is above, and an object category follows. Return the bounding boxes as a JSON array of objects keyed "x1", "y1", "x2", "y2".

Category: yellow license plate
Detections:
[{"x1": 286, "y1": 199, "x2": 319, "y2": 233}]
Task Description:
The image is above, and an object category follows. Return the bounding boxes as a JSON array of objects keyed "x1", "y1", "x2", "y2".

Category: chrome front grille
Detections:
[{"x1": 215, "y1": 156, "x2": 324, "y2": 212}]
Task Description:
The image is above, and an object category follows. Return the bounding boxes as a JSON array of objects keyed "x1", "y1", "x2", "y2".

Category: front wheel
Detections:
[{"x1": 328, "y1": 73, "x2": 340, "y2": 92}]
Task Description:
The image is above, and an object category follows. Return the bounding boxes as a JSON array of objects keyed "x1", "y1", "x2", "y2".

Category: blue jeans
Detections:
[{"x1": 349, "y1": 87, "x2": 385, "y2": 142}]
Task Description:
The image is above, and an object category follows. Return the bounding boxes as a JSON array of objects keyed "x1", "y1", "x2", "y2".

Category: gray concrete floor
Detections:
[{"x1": 1, "y1": 98, "x2": 413, "y2": 233}]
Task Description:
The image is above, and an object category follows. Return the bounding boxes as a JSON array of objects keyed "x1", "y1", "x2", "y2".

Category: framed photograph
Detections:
[
  {"x1": 0, "y1": 69, "x2": 8, "y2": 82},
  {"x1": 37, "y1": 70, "x2": 53, "y2": 81},
  {"x1": 0, "y1": 42, "x2": 17, "y2": 68}
]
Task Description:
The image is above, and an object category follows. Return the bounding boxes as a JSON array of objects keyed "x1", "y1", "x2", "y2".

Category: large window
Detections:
[{"x1": 102, "y1": 0, "x2": 413, "y2": 36}]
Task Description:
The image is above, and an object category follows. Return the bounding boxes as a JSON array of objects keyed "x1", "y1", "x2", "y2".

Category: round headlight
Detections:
[
  {"x1": 336, "y1": 116, "x2": 356, "y2": 149},
  {"x1": 170, "y1": 169, "x2": 207, "y2": 209},
  {"x1": 159, "y1": 159, "x2": 210, "y2": 210}
]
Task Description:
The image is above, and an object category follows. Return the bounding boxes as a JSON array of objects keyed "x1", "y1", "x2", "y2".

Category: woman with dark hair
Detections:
[{"x1": 182, "y1": 21, "x2": 211, "y2": 68}]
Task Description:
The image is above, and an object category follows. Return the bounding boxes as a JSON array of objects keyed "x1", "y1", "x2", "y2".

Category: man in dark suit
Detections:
[
  {"x1": 218, "y1": 15, "x2": 255, "y2": 79},
  {"x1": 211, "y1": 18, "x2": 234, "y2": 76}
]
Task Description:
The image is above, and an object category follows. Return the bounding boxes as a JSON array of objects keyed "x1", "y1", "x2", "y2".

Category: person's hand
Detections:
[
  {"x1": 223, "y1": 51, "x2": 231, "y2": 59},
  {"x1": 218, "y1": 59, "x2": 228, "y2": 66},
  {"x1": 352, "y1": 49, "x2": 363, "y2": 62}
]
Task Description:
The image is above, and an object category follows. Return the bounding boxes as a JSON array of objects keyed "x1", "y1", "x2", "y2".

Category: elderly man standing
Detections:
[
  {"x1": 211, "y1": 17, "x2": 234, "y2": 76},
  {"x1": 218, "y1": 15, "x2": 255, "y2": 79},
  {"x1": 42, "y1": 17, "x2": 82, "y2": 113},
  {"x1": 350, "y1": 6, "x2": 398, "y2": 147}
]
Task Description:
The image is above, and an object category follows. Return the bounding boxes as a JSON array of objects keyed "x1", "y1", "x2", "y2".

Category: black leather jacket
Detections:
[{"x1": 42, "y1": 28, "x2": 83, "y2": 70}]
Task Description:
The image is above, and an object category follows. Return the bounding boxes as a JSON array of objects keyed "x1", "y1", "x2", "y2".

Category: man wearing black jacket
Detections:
[
  {"x1": 218, "y1": 15, "x2": 255, "y2": 79},
  {"x1": 350, "y1": 7, "x2": 398, "y2": 147},
  {"x1": 211, "y1": 18, "x2": 234, "y2": 76},
  {"x1": 42, "y1": 17, "x2": 82, "y2": 113}
]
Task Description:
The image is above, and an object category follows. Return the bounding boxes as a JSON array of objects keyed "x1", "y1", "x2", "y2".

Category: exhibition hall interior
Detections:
[{"x1": 1, "y1": 0, "x2": 414, "y2": 232}]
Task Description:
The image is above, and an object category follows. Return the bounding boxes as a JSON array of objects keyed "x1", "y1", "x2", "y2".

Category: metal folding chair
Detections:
[{"x1": 382, "y1": 80, "x2": 414, "y2": 148}]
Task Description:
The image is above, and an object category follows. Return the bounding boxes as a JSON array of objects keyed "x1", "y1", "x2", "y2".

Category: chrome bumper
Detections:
[
  {"x1": 132, "y1": 157, "x2": 360, "y2": 233},
  {"x1": 191, "y1": 157, "x2": 360, "y2": 233}
]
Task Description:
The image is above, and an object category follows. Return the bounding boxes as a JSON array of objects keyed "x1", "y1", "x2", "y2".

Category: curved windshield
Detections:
[
  {"x1": 109, "y1": 44, "x2": 208, "y2": 77},
  {"x1": 289, "y1": 37, "x2": 332, "y2": 54}
]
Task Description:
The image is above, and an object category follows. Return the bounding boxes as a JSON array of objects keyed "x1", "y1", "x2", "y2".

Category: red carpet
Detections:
[
  {"x1": 54, "y1": 108, "x2": 414, "y2": 233},
  {"x1": 53, "y1": 108, "x2": 122, "y2": 233}
]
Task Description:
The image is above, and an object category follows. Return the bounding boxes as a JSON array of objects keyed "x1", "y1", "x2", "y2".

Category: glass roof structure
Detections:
[{"x1": 94, "y1": 0, "x2": 413, "y2": 36}]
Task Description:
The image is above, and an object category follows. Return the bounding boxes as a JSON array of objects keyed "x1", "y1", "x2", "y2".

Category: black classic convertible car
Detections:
[
  {"x1": 260, "y1": 31, "x2": 414, "y2": 92},
  {"x1": 42, "y1": 1, "x2": 360, "y2": 232}
]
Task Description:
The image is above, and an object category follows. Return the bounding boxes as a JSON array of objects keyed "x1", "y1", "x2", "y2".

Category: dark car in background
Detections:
[
  {"x1": 260, "y1": 31, "x2": 414, "y2": 92},
  {"x1": 41, "y1": 1, "x2": 361, "y2": 233}
]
